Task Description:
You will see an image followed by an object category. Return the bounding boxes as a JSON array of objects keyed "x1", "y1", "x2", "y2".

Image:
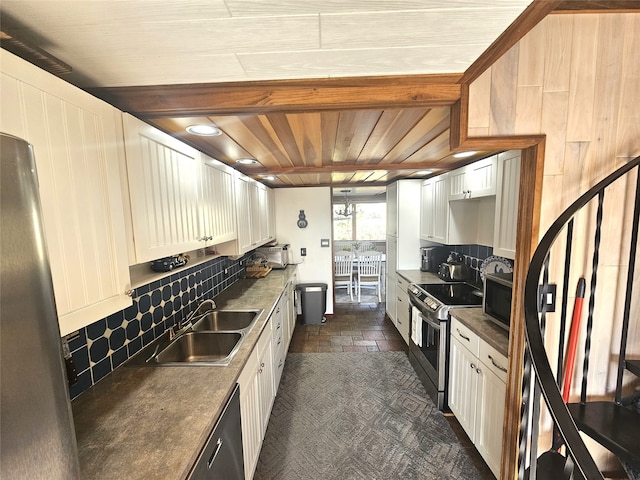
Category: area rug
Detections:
[{"x1": 254, "y1": 352, "x2": 492, "y2": 480}]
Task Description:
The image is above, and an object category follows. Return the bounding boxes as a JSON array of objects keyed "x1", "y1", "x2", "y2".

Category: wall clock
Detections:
[{"x1": 297, "y1": 210, "x2": 308, "y2": 228}]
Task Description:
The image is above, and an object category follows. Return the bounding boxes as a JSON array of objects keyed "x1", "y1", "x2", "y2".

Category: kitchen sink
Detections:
[
  {"x1": 154, "y1": 332, "x2": 242, "y2": 364},
  {"x1": 191, "y1": 309, "x2": 261, "y2": 332},
  {"x1": 127, "y1": 308, "x2": 263, "y2": 367}
]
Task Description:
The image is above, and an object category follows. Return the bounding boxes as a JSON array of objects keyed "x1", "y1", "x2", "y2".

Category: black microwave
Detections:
[{"x1": 483, "y1": 272, "x2": 513, "y2": 331}]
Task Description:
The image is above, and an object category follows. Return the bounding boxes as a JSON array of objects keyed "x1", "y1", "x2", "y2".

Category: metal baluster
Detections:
[
  {"x1": 518, "y1": 350, "x2": 533, "y2": 480},
  {"x1": 558, "y1": 220, "x2": 574, "y2": 384},
  {"x1": 614, "y1": 166, "x2": 640, "y2": 404},
  {"x1": 581, "y1": 192, "x2": 604, "y2": 404}
]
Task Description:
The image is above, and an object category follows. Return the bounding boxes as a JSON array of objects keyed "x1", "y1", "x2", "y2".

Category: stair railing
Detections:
[{"x1": 519, "y1": 155, "x2": 640, "y2": 479}]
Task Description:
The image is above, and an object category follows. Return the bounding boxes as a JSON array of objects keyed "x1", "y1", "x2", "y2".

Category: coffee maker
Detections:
[{"x1": 420, "y1": 246, "x2": 448, "y2": 272}]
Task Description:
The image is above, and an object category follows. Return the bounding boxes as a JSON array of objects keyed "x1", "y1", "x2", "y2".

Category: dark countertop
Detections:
[
  {"x1": 396, "y1": 269, "x2": 445, "y2": 284},
  {"x1": 450, "y1": 307, "x2": 509, "y2": 358},
  {"x1": 71, "y1": 266, "x2": 297, "y2": 480}
]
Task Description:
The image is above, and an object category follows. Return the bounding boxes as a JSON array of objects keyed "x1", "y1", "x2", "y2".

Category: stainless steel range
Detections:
[{"x1": 407, "y1": 282, "x2": 483, "y2": 410}]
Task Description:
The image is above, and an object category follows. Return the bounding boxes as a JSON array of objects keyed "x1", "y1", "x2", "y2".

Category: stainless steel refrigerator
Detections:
[{"x1": 1, "y1": 133, "x2": 80, "y2": 479}]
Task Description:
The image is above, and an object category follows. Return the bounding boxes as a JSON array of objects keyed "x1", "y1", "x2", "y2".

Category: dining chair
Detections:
[
  {"x1": 357, "y1": 250, "x2": 382, "y2": 302},
  {"x1": 334, "y1": 250, "x2": 355, "y2": 301}
]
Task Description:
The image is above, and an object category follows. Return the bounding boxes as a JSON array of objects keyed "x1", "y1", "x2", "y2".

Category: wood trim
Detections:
[
  {"x1": 244, "y1": 162, "x2": 460, "y2": 175},
  {"x1": 553, "y1": 0, "x2": 640, "y2": 14},
  {"x1": 93, "y1": 74, "x2": 463, "y2": 117},
  {"x1": 458, "y1": 0, "x2": 562, "y2": 85},
  {"x1": 452, "y1": 69, "x2": 546, "y2": 479}
]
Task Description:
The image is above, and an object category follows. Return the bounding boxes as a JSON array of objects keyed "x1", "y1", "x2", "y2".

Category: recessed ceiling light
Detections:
[
  {"x1": 236, "y1": 158, "x2": 259, "y2": 165},
  {"x1": 416, "y1": 170, "x2": 433, "y2": 175},
  {"x1": 453, "y1": 151, "x2": 477, "y2": 159},
  {"x1": 262, "y1": 175, "x2": 276, "y2": 181},
  {"x1": 185, "y1": 124, "x2": 221, "y2": 136}
]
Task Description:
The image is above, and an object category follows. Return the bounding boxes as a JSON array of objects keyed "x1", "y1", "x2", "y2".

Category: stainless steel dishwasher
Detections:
[{"x1": 188, "y1": 384, "x2": 244, "y2": 480}]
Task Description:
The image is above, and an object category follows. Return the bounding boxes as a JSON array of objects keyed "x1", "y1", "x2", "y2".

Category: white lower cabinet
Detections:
[
  {"x1": 238, "y1": 273, "x2": 298, "y2": 480},
  {"x1": 448, "y1": 317, "x2": 507, "y2": 479},
  {"x1": 238, "y1": 322, "x2": 273, "y2": 480},
  {"x1": 395, "y1": 275, "x2": 410, "y2": 344}
]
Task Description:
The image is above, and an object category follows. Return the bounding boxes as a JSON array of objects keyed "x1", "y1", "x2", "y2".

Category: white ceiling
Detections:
[{"x1": 1, "y1": 0, "x2": 532, "y2": 88}]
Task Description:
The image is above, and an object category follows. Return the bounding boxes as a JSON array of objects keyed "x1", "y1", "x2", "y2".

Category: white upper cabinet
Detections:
[
  {"x1": 199, "y1": 154, "x2": 237, "y2": 246},
  {"x1": 217, "y1": 173, "x2": 275, "y2": 256},
  {"x1": 122, "y1": 114, "x2": 202, "y2": 263},
  {"x1": 0, "y1": 50, "x2": 132, "y2": 336},
  {"x1": 493, "y1": 151, "x2": 521, "y2": 259},
  {"x1": 421, "y1": 174, "x2": 450, "y2": 243},
  {"x1": 449, "y1": 156, "x2": 497, "y2": 201}
]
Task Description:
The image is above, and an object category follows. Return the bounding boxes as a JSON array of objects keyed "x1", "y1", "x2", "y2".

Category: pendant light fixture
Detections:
[{"x1": 335, "y1": 189, "x2": 356, "y2": 217}]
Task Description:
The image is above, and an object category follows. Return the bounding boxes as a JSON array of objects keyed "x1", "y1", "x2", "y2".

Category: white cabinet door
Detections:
[
  {"x1": 271, "y1": 300, "x2": 285, "y2": 392},
  {"x1": 448, "y1": 336, "x2": 479, "y2": 439},
  {"x1": 420, "y1": 179, "x2": 435, "y2": 239},
  {"x1": 385, "y1": 235, "x2": 398, "y2": 322},
  {"x1": 0, "y1": 50, "x2": 131, "y2": 336},
  {"x1": 395, "y1": 275, "x2": 410, "y2": 344},
  {"x1": 493, "y1": 151, "x2": 521, "y2": 260},
  {"x1": 257, "y1": 325, "x2": 274, "y2": 436},
  {"x1": 238, "y1": 349, "x2": 261, "y2": 480},
  {"x1": 476, "y1": 365, "x2": 507, "y2": 478},
  {"x1": 467, "y1": 156, "x2": 497, "y2": 198},
  {"x1": 199, "y1": 155, "x2": 237, "y2": 245},
  {"x1": 448, "y1": 167, "x2": 468, "y2": 201},
  {"x1": 386, "y1": 182, "x2": 398, "y2": 236},
  {"x1": 432, "y1": 175, "x2": 449, "y2": 244},
  {"x1": 122, "y1": 114, "x2": 201, "y2": 263}
]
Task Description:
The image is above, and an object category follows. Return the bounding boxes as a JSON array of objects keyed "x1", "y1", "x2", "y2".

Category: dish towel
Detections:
[{"x1": 411, "y1": 307, "x2": 423, "y2": 347}]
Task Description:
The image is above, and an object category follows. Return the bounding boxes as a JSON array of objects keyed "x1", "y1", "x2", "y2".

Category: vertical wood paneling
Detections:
[
  {"x1": 517, "y1": 20, "x2": 546, "y2": 87},
  {"x1": 468, "y1": 68, "x2": 492, "y2": 129},
  {"x1": 616, "y1": 13, "x2": 640, "y2": 157},
  {"x1": 566, "y1": 15, "x2": 599, "y2": 141},
  {"x1": 514, "y1": 85, "x2": 543, "y2": 133},
  {"x1": 540, "y1": 91, "x2": 569, "y2": 175},
  {"x1": 489, "y1": 44, "x2": 519, "y2": 135},
  {"x1": 466, "y1": 13, "x2": 640, "y2": 476},
  {"x1": 542, "y1": 15, "x2": 573, "y2": 92}
]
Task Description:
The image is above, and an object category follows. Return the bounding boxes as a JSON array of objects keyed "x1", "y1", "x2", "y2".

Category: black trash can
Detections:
[{"x1": 296, "y1": 283, "x2": 327, "y2": 325}]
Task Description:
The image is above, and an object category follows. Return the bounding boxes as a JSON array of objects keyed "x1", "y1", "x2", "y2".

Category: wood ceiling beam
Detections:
[
  {"x1": 553, "y1": 0, "x2": 640, "y2": 13},
  {"x1": 92, "y1": 74, "x2": 463, "y2": 117},
  {"x1": 242, "y1": 161, "x2": 466, "y2": 175}
]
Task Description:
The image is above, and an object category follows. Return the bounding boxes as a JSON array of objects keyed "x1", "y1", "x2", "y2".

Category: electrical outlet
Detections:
[
  {"x1": 301, "y1": 247, "x2": 307, "y2": 256},
  {"x1": 537, "y1": 284, "x2": 557, "y2": 312}
]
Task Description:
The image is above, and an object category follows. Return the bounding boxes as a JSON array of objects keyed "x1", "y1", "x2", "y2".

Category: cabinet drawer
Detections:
[
  {"x1": 479, "y1": 340, "x2": 508, "y2": 383},
  {"x1": 450, "y1": 317, "x2": 479, "y2": 357}
]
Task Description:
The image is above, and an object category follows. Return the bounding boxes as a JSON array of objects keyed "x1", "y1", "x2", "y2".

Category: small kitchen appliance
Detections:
[
  {"x1": 420, "y1": 246, "x2": 448, "y2": 272},
  {"x1": 483, "y1": 272, "x2": 513, "y2": 331},
  {"x1": 407, "y1": 282, "x2": 483, "y2": 410},
  {"x1": 255, "y1": 244, "x2": 290, "y2": 269}
]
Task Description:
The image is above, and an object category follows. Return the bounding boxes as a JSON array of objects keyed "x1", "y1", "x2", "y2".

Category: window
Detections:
[{"x1": 333, "y1": 203, "x2": 386, "y2": 241}]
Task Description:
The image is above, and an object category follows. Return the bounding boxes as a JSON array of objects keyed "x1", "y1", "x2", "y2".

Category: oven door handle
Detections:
[{"x1": 421, "y1": 314, "x2": 441, "y2": 331}]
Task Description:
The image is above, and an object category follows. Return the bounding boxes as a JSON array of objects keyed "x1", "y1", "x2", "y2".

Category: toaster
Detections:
[
  {"x1": 438, "y1": 262, "x2": 469, "y2": 281},
  {"x1": 255, "y1": 244, "x2": 290, "y2": 269}
]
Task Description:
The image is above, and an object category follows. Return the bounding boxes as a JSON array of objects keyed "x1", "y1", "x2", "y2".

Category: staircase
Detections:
[{"x1": 520, "y1": 155, "x2": 640, "y2": 479}]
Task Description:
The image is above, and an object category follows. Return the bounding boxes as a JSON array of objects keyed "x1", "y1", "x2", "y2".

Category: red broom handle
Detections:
[{"x1": 562, "y1": 278, "x2": 586, "y2": 403}]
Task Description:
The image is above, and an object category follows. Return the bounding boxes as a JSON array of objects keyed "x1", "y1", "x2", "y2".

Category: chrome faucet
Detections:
[{"x1": 168, "y1": 299, "x2": 216, "y2": 340}]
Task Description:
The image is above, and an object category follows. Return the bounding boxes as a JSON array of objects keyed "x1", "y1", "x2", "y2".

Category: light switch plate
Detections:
[{"x1": 320, "y1": 239, "x2": 330, "y2": 247}]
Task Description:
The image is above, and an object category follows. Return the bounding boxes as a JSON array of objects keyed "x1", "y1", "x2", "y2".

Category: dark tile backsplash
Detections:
[
  {"x1": 448, "y1": 244, "x2": 499, "y2": 287},
  {"x1": 66, "y1": 255, "x2": 247, "y2": 400}
]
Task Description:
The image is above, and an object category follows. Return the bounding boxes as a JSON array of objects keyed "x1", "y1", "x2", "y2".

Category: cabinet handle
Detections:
[
  {"x1": 397, "y1": 297, "x2": 402, "y2": 302},
  {"x1": 125, "y1": 289, "x2": 134, "y2": 297},
  {"x1": 488, "y1": 354, "x2": 508, "y2": 373},
  {"x1": 261, "y1": 362, "x2": 265, "y2": 368},
  {"x1": 470, "y1": 363, "x2": 476, "y2": 369},
  {"x1": 278, "y1": 361, "x2": 283, "y2": 368},
  {"x1": 398, "y1": 320, "x2": 402, "y2": 325},
  {"x1": 456, "y1": 328, "x2": 470, "y2": 342},
  {"x1": 207, "y1": 438, "x2": 223, "y2": 469},
  {"x1": 476, "y1": 367, "x2": 482, "y2": 374}
]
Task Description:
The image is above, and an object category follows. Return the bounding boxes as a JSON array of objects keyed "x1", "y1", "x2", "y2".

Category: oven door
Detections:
[{"x1": 409, "y1": 305, "x2": 448, "y2": 410}]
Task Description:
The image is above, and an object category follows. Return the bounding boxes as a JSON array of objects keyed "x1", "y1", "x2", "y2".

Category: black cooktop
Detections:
[{"x1": 417, "y1": 282, "x2": 483, "y2": 306}]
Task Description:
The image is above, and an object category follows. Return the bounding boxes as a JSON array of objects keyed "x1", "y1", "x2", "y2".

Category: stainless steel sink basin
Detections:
[
  {"x1": 153, "y1": 332, "x2": 242, "y2": 364},
  {"x1": 191, "y1": 309, "x2": 261, "y2": 332}
]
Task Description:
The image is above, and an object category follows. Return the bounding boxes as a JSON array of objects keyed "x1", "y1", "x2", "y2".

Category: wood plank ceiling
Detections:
[{"x1": 2, "y1": 1, "x2": 635, "y2": 188}]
